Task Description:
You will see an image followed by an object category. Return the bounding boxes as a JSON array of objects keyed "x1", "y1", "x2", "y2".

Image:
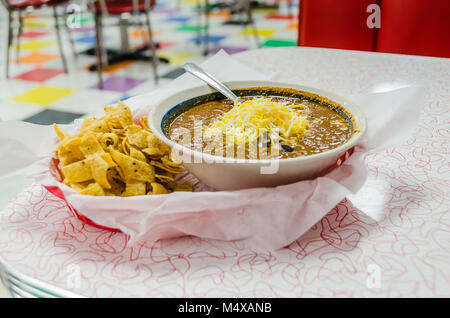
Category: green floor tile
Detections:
[
  {"x1": 177, "y1": 25, "x2": 208, "y2": 32},
  {"x1": 72, "y1": 14, "x2": 94, "y2": 26},
  {"x1": 261, "y1": 39, "x2": 297, "y2": 47},
  {"x1": 197, "y1": 4, "x2": 219, "y2": 12}
]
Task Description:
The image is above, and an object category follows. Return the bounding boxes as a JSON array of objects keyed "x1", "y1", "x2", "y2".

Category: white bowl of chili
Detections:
[{"x1": 148, "y1": 81, "x2": 367, "y2": 190}]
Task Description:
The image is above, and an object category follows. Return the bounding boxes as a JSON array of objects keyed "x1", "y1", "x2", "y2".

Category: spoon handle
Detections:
[{"x1": 183, "y1": 63, "x2": 239, "y2": 102}]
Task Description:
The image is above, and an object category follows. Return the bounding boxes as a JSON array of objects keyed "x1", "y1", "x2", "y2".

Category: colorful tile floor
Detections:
[
  {"x1": 0, "y1": 0, "x2": 298, "y2": 297},
  {"x1": 0, "y1": 0, "x2": 298, "y2": 126}
]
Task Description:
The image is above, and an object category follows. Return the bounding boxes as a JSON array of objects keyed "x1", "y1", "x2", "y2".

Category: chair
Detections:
[
  {"x1": 297, "y1": 0, "x2": 378, "y2": 52},
  {"x1": 297, "y1": 0, "x2": 450, "y2": 58},
  {"x1": 90, "y1": 0, "x2": 158, "y2": 89},
  {"x1": 197, "y1": 0, "x2": 259, "y2": 56},
  {"x1": 376, "y1": 0, "x2": 450, "y2": 58},
  {"x1": 1, "y1": 0, "x2": 72, "y2": 78}
]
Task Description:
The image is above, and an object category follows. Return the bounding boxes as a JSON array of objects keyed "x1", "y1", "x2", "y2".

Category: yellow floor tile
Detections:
[
  {"x1": 12, "y1": 40, "x2": 54, "y2": 51},
  {"x1": 238, "y1": 27, "x2": 276, "y2": 37},
  {"x1": 157, "y1": 51, "x2": 194, "y2": 65},
  {"x1": 24, "y1": 20, "x2": 48, "y2": 28},
  {"x1": 253, "y1": 8, "x2": 277, "y2": 14},
  {"x1": 11, "y1": 85, "x2": 75, "y2": 106}
]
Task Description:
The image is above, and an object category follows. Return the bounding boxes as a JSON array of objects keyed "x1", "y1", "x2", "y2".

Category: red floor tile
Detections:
[
  {"x1": 157, "y1": 41, "x2": 176, "y2": 49},
  {"x1": 19, "y1": 31, "x2": 49, "y2": 39},
  {"x1": 266, "y1": 13, "x2": 296, "y2": 20},
  {"x1": 13, "y1": 68, "x2": 64, "y2": 82}
]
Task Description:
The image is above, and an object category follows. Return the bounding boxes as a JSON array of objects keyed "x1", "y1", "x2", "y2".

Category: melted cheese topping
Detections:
[{"x1": 204, "y1": 98, "x2": 310, "y2": 145}]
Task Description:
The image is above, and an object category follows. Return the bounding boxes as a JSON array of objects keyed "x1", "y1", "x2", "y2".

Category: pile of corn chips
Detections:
[{"x1": 53, "y1": 101, "x2": 192, "y2": 196}]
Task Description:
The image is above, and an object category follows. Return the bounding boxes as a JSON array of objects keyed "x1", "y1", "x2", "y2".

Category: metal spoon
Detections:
[
  {"x1": 183, "y1": 63, "x2": 239, "y2": 102},
  {"x1": 183, "y1": 63, "x2": 293, "y2": 153}
]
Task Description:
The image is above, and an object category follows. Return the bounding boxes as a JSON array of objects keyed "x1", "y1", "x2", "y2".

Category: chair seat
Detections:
[
  {"x1": 7, "y1": 0, "x2": 68, "y2": 9},
  {"x1": 94, "y1": 0, "x2": 155, "y2": 15}
]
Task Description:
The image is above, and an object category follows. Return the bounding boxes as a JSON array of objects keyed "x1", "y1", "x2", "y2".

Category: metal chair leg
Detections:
[
  {"x1": 135, "y1": 18, "x2": 147, "y2": 48},
  {"x1": 287, "y1": 0, "x2": 293, "y2": 18},
  {"x1": 94, "y1": 13, "x2": 104, "y2": 89},
  {"x1": 16, "y1": 10, "x2": 24, "y2": 65},
  {"x1": 195, "y1": 0, "x2": 201, "y2": 46},
  {"x1": 245, "y1": 0, "x2": 259, "y2": 47},
  {"x1": 64, "y1": 11, "x2": 77, "y2": 59},
  {"x1": 6, "y1": 10, "x2": 13, "y2": 78},
  {"x1": 203, "y1": 0, "x2": 210, "y2": 56},
  {"x1": 144, "y1": 10, "x2": 158, "y2": 83},
  {"x1": 53, "y1": 6, "x2": 68, "y2": 73}
]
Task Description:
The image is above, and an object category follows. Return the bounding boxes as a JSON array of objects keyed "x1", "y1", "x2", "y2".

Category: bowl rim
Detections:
[{"x1": 148, "y1": 80, "x2": 367, "y2": 165}]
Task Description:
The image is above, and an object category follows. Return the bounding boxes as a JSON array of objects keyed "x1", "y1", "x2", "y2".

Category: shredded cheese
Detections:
[{"x1": 204, "y1": 98, "x2": 310, "y2": 145}]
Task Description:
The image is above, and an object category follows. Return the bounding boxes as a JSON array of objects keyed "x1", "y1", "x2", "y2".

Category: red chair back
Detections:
[
  {"x1": 298, "y1": 0, "x2": 379, "y2": 51},
  {"x1": 297, "y1": 0, "x2": 450, "y2": 58},
  {"x1": 93, "y1": 0, "x2": 155, "y2": 15},
  {"x1": 376, "y1": 0, "x2": 450, "y2": 58},
  {"x1": 4, "y1": 0, "x2": 68, "y2": 9}
]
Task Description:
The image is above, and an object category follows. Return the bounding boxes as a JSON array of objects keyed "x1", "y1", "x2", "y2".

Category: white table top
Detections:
[{"x1": 0, "y1": 47, "x2": 449, "y2": 297}]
